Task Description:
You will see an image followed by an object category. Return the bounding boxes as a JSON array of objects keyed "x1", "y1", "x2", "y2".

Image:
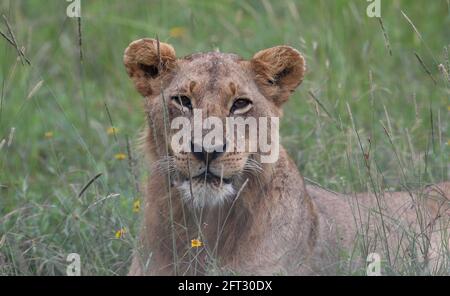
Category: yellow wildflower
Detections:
[
  {"x1": 447, "y1": 105, "x2": 450, "y2": 112},
  {"x1": 44, "y1": 131, "x2": 54, "y2": 139},
  {"x1": 114, "y1": 153, "x2": 127, "y2": 160},
  {"x1": 107, "y1": 127, "x2": 119, "y2": 135},
  {"x1": 191, "y1": 239, "x2": 203, "y2": 248},
  {"x1": 169, "y1": 27, "x2": 186, "y2": 38},
  {"x1": 133, "y1": 199, "x2": 141, "y2": 213},
  {"x1": 115, "y1": 228, "x2": 127, "y2": 239}
]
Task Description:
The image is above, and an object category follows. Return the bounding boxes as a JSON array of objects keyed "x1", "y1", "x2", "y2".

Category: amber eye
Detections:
[
  {"x1": 230, "y1": 98, "x2": 252, "y2": 114},
  {"x1": 171, "y1": 95, "x2": 192, "y2": 110}
]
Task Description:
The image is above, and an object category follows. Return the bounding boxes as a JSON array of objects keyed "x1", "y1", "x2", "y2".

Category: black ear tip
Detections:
[{"x1": 139, "y1": 63, "x2": 159, "y2": 78}]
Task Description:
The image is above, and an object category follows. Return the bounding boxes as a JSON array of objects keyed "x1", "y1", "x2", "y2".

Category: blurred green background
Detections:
[{"x1": 0, "y1": 0, "x2": 448, "y2": 275}]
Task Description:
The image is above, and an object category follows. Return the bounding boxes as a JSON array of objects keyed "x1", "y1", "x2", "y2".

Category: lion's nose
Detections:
[{"x1": 191, "y1": 142, "x2": 226, "y2": 163}]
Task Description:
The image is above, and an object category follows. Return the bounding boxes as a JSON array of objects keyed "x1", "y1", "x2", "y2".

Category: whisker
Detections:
[{"x1": 151, "y1": 156, "x2": 177, "y2": 175}]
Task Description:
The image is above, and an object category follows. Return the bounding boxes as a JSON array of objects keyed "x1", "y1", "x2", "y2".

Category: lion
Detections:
[{"x1": 123, "y1": 38, "x2": 450, "y2": 275}]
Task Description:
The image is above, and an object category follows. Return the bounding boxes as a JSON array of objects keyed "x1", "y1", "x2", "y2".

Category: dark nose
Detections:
[{"x1": 191, "y1": 142, "x2": 226, "y2": 163}]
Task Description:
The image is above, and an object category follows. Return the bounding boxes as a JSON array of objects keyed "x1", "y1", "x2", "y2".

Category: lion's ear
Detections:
[
  {"x1": 251, "y1": 46, "x2": 305, "y2": 106},
  {"x1": 123, "y1": 38, "x2": 177, "y2": 97}
]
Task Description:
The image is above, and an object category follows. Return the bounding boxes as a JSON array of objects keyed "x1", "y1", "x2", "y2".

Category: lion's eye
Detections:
[
  {"x1": 171, "y1": 95, "x2": 192, "y2": 110},
  {"x1": 230, "y1": 98, "x2": 252, "y2": 114}
]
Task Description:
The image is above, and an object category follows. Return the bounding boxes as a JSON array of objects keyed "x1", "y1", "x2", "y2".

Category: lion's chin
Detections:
[{"x1": 176, "y1": 179, "x2": 236, "y2": 208}]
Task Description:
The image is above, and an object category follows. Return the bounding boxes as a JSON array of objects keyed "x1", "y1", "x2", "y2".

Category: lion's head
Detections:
[{"x1": 124, "y1": 38, "x2": 305, "y2": 208}]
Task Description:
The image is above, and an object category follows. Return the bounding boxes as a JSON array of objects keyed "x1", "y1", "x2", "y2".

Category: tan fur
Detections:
[{"x1": 124, "y1": 38, "x2": 450, "y2": 275}]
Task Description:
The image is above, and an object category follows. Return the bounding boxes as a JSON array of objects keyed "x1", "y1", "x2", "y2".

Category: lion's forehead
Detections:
[
  {"x1": 173, "y1": 52, "x2": 251, "y2": 90},
  {"x1": 182, "y1": 51, "x2": 243, "y2": 63}
]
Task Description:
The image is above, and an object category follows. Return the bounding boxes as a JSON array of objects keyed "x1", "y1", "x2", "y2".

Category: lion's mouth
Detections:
[
  {"x1": 191, "y1": 172, "x2": 233, "y2": 185},
  {"x1": 175, "y1": 171, "x2": 236, "y2": 208}
]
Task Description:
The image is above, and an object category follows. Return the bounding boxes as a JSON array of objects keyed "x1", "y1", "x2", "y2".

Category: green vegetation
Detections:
[{"x1": 0, "y1": 0, "x2": 448, "y2": 275}]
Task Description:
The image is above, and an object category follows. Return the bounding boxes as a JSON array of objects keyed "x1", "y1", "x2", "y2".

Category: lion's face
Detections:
[{"x1": 124, "y1": 39, "x2": 305, "y2": 207}]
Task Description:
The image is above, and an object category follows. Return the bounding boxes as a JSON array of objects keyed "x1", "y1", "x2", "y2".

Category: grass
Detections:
[{"x1": 0, "y1": 0, "x2": 449, "y2": 275}]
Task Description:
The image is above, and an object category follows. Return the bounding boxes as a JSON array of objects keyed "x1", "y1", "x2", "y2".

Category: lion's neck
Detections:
[
  {"x1": 146, "y1": 146, "x2": 320, "y2": 274},
  {"x1": 184, "y1": 148, "x2": 317, "y2": 269}
]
